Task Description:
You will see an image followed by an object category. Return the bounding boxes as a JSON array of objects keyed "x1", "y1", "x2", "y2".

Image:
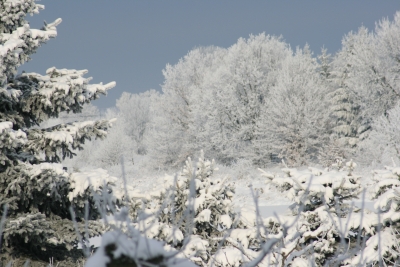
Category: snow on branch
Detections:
[
  {"x1": 13, "y1": 68, "x2": 116, "y2": 124},
  {"x1": 25, "y1": 119, "x2": 115, "y2": 162}
]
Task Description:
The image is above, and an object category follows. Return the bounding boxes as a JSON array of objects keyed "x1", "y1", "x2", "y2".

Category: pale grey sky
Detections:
[{"x1": 23, "y1": 1, "x2": 399, "y2": 109}]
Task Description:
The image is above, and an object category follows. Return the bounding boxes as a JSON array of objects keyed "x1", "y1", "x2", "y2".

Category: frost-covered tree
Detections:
[
  {"x1": 329, "y1": 27, "x2": 374, "y2": 147},
  {"x1": 357, "y1": 103, "x2": 400, "y2": 167},
  {"x1": 146, "y1": 47, "x2": 225, "y2": 167},
  {"x1": 0, "y1": 0, "x2": 119, "y2": 265},
  {"x1": 116, "y1": 90, "x2": 159, "y2": 155},
  {"x1": 207, "y1": 34, "x2": 291, "y2": 165},
  {"x1": 374, "y1": 11, "x2": 400, "y2": 114},
  {"x1": 327, "y1": 87, "x2": 360, "y2": 146},
  {"x1": 258, "y1": 46, "x2": 329, "y2": 166},
  {"x1": 318, "y1": 47, "x2": 332, "y2": 80},
  {"x1": 89, "y1": 118, "x2": 132, "y2": 167},
  {"x1": 330, "y1": 17, "x2": 400, "y2": 149}
]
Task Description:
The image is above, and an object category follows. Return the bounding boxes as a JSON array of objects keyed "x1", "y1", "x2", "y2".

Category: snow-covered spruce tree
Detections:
[
  {"x1": 126, "y1": 151, "x2": 233, "y2": 265},
  {"x1": 328, "y1": 28, "x2": 369, "y2": 149},
  {"x1": 318, "y1": 47, "x2": 332, "y2": 81},
  {"x1": 321, "y1": 40, "x2": 360, "y2": 163},
  {"x1": 0, "y1": 0, "x2": 119, "y2": 265},
  {"x1": 259, "y1": 160, "x2": 379, "y2": 266},
  {"x1": 316, "y1": 48, "x2": 351, "y2": 167}
]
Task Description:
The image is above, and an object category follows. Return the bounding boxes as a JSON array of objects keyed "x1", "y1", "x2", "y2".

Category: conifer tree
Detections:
[
  {"x1": 0, "y1": 0, "x2": 119, "y2": 265},
  {"x1": 329, "y1": 31, "x2": 363, "y2": 148}
]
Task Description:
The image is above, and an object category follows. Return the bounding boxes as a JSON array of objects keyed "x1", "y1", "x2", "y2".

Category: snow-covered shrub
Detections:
[
  {"x1": 259, "y1": 159, "x2": 400, "y2": 266},
  {"x1": 343, "y1": 165, "x2": 400, "y2": 266},
  {"x1": 126, "y1": 151, "x2": 232, "y2": 264},
  {"x1": 259, "y1": 161, "x2": 372, "y2": 266},
  {"x1": 0, "y1": 0, "x2": 120, "y2": 265},
  {"x1": 125, "y1": 151, "x2": 283, "y2": 266},
  {"x1": 82, "y1": 204, "x2": 196, "y2": 267},
  {"x1": 85, "y1": 229, "x2": 196, "y2": 267}
]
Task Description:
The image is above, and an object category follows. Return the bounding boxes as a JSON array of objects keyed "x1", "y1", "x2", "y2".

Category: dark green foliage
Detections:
[{"x1": 0, "y1": 0, "x2": 117, "y2": 265}]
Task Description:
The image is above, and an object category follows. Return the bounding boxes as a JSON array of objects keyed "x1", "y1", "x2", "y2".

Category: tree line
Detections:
[{"x1": 74, "y1": 12, "x2": 400, "y2": 170}]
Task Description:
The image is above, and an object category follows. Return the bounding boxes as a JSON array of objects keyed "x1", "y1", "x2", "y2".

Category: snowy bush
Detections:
[
  {"x1": 85, "y1": 229, "x2": 196, "y2": 267},
  {"x1": 344, "y1": 164, "x2": 400, "y2": 266},
  {"x1": 81, "y1": 156, "x2": 400, "y2": 266},
  {"x1": 122, "y1": 151, "x2": 285, "y2": 266},
  {"x1": 259, "y1": 161, "x2": 370, "y2": 265},
  {"x1": 258, "y1": 160, "x2": 400, "y2": 266}
]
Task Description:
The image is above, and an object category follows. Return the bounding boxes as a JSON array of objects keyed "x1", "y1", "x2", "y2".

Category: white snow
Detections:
[{"x1": 68, "y1": 168, "x2": 117, "y2": 201}]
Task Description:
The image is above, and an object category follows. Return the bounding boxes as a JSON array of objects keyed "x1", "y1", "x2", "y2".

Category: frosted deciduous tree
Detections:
[
  {"x1": 147, "y1": 47, "x2": 225, "y2": 167},
  {"x1": 374, "y1": 11, "x2": 400, "y2": 114},
  {"x1": 116, "y1": 90, "x2": 160, "y2": 155},
  {"x1": 0, "y1": 0, "x2": 120, "y2": 265},
  {"x1": 259, "y1": 46, "x2": 329, "y2": 166},
  {"x1": 357, "y1": 104, "x2": 400, "y2": 166},
  {"x1": 90, "y1": 118, "x2": 132, "y2": 167},
  {"x1": 208, "y1": 34, "x2": 291, "y2": 165}
]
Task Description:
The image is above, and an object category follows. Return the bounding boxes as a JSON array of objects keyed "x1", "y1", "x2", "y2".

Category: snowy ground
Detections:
[
  {"x1": 77, "y1": 154, "x2": 379, "y2": 249},
  {"x1": 81, "y1": 155, "x2": 380, "y2": 252},
  {"x1": 77, "y1": 154, "x2": 377, "y2": 212}
]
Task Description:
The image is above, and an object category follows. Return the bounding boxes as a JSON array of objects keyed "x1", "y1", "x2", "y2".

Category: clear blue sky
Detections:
[{"x1": 23, "y1": 1, "x2": 399, "y2": 110}]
